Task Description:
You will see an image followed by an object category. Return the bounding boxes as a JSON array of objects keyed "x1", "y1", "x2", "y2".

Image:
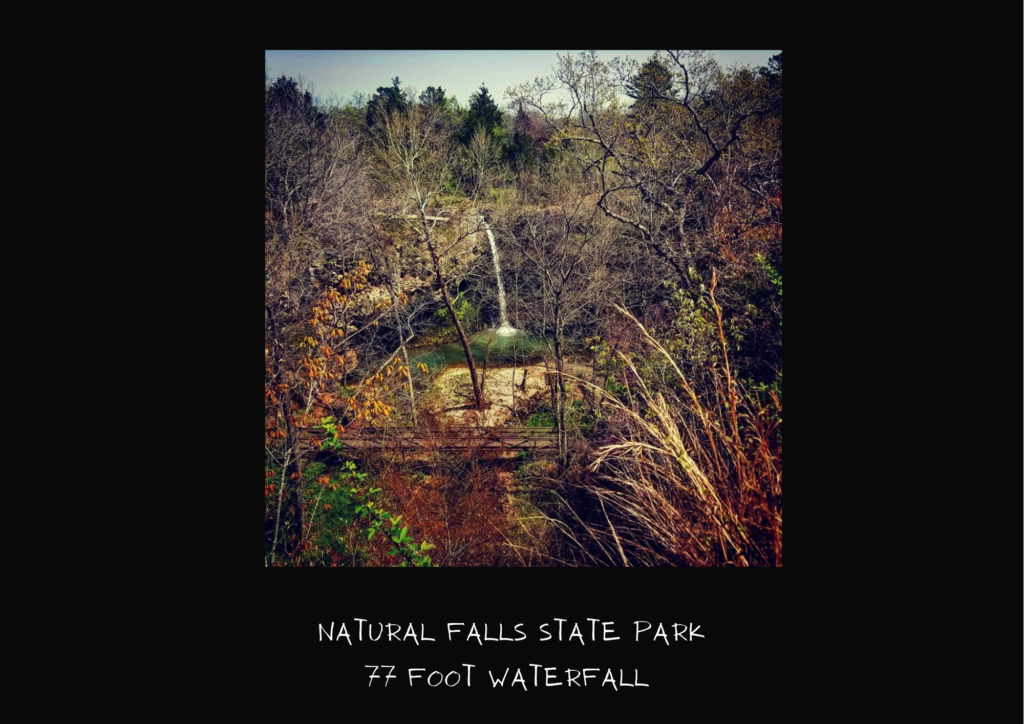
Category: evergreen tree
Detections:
[
  {"x1": 759, "y1": 52, "x2": 782, "y2": 95},
  {"x1": 266, "y1": 75, "x2": 319, "y2": 121},
  {"x1": 366, "y1": 77, "x2": 409, "y2": 127},
  {"x1": 625, "y1": 58, "x2": 675, "y2": 108},
  {"x1": 419, "y1": 86, "x2": 447, "y2": 108},
  {"x1": 504, "y1": 104, "x2": 537, "y2": 171},
  {"x1": 462, "y1": 84, "x2": 505, "y2": 144}
]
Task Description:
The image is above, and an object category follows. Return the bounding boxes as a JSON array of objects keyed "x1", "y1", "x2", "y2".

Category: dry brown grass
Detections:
[{"x1": 512, "y1": 271, "x2": 782, "y2": 566}]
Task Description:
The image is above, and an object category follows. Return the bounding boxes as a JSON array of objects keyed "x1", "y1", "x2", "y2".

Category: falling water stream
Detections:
[
  {"x1": 482, "y1": 220, "x2": 517, "y2": 336},
  {"x1": 409, "y1": 214, "x2": 551, "y2": 370}
]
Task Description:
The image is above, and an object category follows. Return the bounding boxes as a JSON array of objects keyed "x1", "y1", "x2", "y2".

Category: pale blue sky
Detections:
[{"x1": 264, "y1": 50, "x2": 781, "y2": 108}]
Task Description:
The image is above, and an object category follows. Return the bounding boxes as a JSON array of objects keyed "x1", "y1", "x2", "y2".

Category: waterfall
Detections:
[{"x1": 483, "y1": 221, "x2": 517, "y2": 336}]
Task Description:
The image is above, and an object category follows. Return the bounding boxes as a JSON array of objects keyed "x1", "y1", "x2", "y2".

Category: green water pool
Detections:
[{"x1": 409, "y1": 329, "x2": 549, "y2": 370}]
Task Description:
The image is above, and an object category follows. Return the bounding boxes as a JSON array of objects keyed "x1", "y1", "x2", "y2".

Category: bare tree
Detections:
[
  {"x1": 372, "y1": 105, "x2": 485, "y2": 409},
  {"x1": 506, "y1": 50, "x2": 770, "y2": 287},
  {"x1": 265, "y1": 75, "x2": 371, "y2": 562},
  {"x1": 495, "y1": 158, "x2": 614, "y2": 468},
  {"x1": 466, "y1": 127, "x2": 499, "y2": 201},
  {"x1": 367, "y1": 216, "x2": 423, "y2": 423}
]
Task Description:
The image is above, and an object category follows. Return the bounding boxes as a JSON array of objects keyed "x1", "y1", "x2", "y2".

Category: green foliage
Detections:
[
  {"x1": 755, "y1": 253, "x2": 782, "y2": 299},
  {"x1": 625, "y1": 57, "x2": 675, "y2": 106},
  {"x1": 355, "y1": 494, "x2": 436, "y2": 567},
  {"x1": 366, "y1": 77, "x2": 409, "y2": 127},
  {"x1": 462, "y1": 84, "x2": 505, "y2": 144},
  {"x1": 297, "y1": 457, "x2": 435, "y2": 567},
  {"x1": 604, "y1": 377, "x2": 627, "y2": 396},
  {"x1": 419, "y1": 86, "x2": 447, "y2": 108},
  {"x1": 505, "y1": 105, "x2": 538, "y2": 172},
  {"x1": 289, "y1": 459, "x2": 364, "y2": 565},
  {"x1": 586, "y1": 336, "x2": 628, "y2": 396},
  {"x1": 556, "y1": 399, "x2": 597, "y2": 434},
  {"x1": 319, "y1": 415, "x2": 345, "y2": 451},
  {"x1": 749, "y1": 252, "x2": 783, "y2": 363},
  {"x1": 266, "y1": 75, "x2": 319, "y2": 120},
  {"x1": 488, "y1": 187, "x2": 513, "y2": 204},
  {"x1": 303, "y1": 461, "x2": 361, "y2": 524},
  {"x1": 504, "y1": 128, "x2": 537, "y2": 171},
  {"x1": 526, "y1": 403, "x2": 556, "y2": 427},
  {"x1": 436, "y1": 177, "x2": 467, "y2": 205},
  {"x1": 434, "y1": 291, "x2": 476, "y2": 326},
  {"x1": 666, "y1": 286, "x2": 720, "y2": 369},
  {"x1": 759, "y1": 52, "x2": 783, "y2": 93}
]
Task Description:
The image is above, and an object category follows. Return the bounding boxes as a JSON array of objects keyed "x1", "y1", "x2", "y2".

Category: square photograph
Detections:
[{"x1": 265, "y1": 49, "x2": 782, "y2": 568}]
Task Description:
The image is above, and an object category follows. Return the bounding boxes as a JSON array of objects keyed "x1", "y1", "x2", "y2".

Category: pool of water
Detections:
[{"x1": 409, "y1": 329, "x2": 549, "y2": 370}]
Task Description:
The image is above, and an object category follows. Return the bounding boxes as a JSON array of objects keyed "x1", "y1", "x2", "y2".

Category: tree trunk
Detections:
[
  {"x1": 545, "y1": 358, "x2": 557, "y2": 417},
  {"x1": 426, "y1": 238, "x2": 483, "y2": 409},
  {"x1": 554, "y1": 320, "x2": 567, "y2": 470}
]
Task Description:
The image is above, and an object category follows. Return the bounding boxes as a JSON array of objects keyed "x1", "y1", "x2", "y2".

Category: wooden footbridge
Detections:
[{"x1": 299, "y1": 425, "x2": 559, "y2": 455}]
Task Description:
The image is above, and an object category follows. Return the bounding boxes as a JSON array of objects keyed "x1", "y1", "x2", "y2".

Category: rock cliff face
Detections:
[{"x1": 347, "y1": 209, "x2": 487, "y2": 316}]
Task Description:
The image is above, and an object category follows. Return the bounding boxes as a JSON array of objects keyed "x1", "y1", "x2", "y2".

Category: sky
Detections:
[{"x1": 264, "y1": 50, "x2": 781, "y2": 108}]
